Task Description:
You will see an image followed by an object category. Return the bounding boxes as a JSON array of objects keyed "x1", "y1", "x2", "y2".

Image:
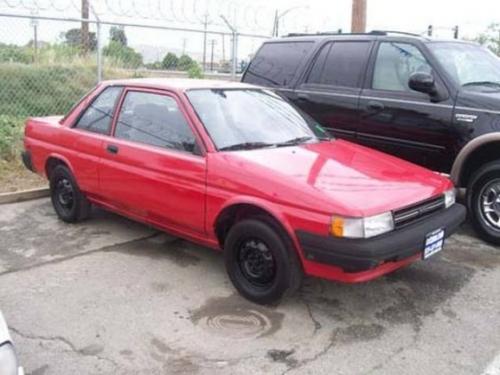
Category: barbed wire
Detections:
[{"x1": 0, "y1": 0, "x2": 314, "y2": 34}]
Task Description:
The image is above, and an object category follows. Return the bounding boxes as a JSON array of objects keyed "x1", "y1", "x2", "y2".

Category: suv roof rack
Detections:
[{"x1": 284, "y1": 30, "x2": 427, "y2": 39}]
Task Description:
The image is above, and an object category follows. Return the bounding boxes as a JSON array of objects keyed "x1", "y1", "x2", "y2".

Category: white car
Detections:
[{"x1": 0, "y1": 311, "x2": 23, "y2": 375}]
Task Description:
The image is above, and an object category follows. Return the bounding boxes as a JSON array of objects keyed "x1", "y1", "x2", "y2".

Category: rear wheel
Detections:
[
  {"x1": 468, "y1": 161, "x2": 500, "y2": 245},
  {"x1": 224, "y1": 218, "x2": 303, "y2": 305},
  {"x1": 49, "y1": 165, "x2": 91, "y2": 223}
]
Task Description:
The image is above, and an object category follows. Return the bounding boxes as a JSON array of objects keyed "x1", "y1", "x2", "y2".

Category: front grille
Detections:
[{"x1": 393, "y1": 195, "x2": 445, "y2": 228}]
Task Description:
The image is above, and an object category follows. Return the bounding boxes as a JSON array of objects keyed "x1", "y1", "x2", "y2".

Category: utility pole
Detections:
[
  {"x1": 351, "y1": 0, "x2": 367, "y2": 33},
  {"x1": 81, "y1": 0, "x2": 90, "y2": 55},
  {"x1": 182, "y1": 38, "x2": 187, "y2": 55},
  {"x1": 210, "y1": 39, "x2": 216, "y2": 71}
]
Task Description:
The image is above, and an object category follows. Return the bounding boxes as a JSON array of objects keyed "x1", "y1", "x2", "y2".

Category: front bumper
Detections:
[{"x1": 296, "y1": 203, "x2": 466, "y2": 273}]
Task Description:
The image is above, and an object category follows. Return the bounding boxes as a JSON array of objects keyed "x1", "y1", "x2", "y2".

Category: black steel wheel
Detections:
[
  {"x1": 237, "y1": 238, "x2": 277, "y2": 288},
  {"x1": 224, "y1": 218, "x2": 302, "y2": 305},
  {"x1": 49, "y1": 165, "x2": 91, "y2": 223}
]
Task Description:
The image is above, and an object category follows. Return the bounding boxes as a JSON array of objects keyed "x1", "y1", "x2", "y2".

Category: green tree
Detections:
[
  {"x1": 110, "y1": 26, "x2": 127, "y2": 46},
  {"x1": 103, "y1": 41, "x2": 143, "y2": 69},
  {"x1": 475, "y1": 23, "x2": 500, "y2": 56},
  {"x1": 161, "y1": 52, "x2": 178, "y2": 70},
  {"x1": 177, "y1": 54, "x2": 196, "y2": 71},
  {"x1": 63, "y1": 28, "x2": 97, "y2": 51}
]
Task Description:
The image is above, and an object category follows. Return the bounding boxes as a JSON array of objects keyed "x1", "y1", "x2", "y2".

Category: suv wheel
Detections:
[
  {"x1": 224, "y1": 218, "x2": 303, "y2": 305},
  {"x1": 468, "y1": 161, "x2": 500, "y2": 245},
  {"x1": 49, "y1": 165, "x2": 91, "y2": 223}
]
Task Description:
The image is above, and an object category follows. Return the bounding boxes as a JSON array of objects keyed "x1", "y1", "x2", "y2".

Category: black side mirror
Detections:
[{"x1": 408, "y1": 72, "x2": 436, "y2": 95}]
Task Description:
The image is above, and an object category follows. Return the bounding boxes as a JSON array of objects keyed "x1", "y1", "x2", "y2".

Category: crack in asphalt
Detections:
[
  {"x1": 0, "y1": 232, "x2": 161, "y2": 278},
  {"x1": 9, "y1": 326, "x2": 120, "y2": 369},
  {"x1": 280, "y1": 332, "x2": 336, "y2": 375},
  {"x1": 301, "y1": 296, "x2": 322, "y2": 334}
]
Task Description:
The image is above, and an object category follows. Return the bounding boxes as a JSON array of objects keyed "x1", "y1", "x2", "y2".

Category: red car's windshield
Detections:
[{"x1": 186, "y1": 88, "x2": 330, "y2": 151}]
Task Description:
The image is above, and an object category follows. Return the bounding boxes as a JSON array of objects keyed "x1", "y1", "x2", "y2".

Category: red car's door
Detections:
[
  {"x1": 60, "y1": 86, "x2": 124, "y2": 196},
  {"x1": 98, "y1": 88, "x2": 206, "y2": 235}
]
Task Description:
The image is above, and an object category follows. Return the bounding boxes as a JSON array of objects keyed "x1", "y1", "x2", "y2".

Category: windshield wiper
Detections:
[
  {"x1": 275, "y1": 136, "x2": 314, "y2": 147},
  {"x1": 462, "y1": 81, "x2": 500, "y2": 88},
  {"x1": 219, "y1": 142, "x2": 275, "y2": 151}
]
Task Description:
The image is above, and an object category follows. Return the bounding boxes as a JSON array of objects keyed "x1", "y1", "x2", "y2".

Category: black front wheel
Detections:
[
  {"x1": 224, "y1": 219, "x2": 303, "y2": 305},
  {"x1": 50, "y1": 165, "x2": 91, "y2": 223},
  {"x1": 468, "y1": 161, "x2": 500, "y2": 245}
]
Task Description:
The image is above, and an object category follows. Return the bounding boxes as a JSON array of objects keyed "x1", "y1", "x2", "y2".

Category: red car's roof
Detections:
[{"x1": 103, "y1": 78, "x2": 258, "y2": 92}]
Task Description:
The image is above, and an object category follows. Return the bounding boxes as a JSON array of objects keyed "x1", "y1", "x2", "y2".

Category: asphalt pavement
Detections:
[{"x1": 1, "y1": 198, "x2": 499, "y2": 375}]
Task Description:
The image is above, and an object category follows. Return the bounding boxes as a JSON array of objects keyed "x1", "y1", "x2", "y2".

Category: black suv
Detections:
[{"x1": 242, "y1": 30, "x2": 500, "y2": 244}]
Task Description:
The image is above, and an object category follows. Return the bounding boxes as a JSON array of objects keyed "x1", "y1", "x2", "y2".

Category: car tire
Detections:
[
  {"x1": 49, "y1": 165, "x2": 91, "y2": 223},
  {"x1": 468, "y1": 160, "x2": 500, "y2": 245},
  {"x1": 224, "y1": 218, "x2": 303, "y2": 305}
]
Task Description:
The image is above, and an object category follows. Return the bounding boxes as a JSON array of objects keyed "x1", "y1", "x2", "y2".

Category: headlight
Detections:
[
  {"x1": 330, "y1": 211, "x2": 394, "y2": 238},
  {"x1": 0, "y1": 343, "x2": 18, "y2": 375},
  {"x1": 444, "y1": 188, "x2": 456, "y2": 208}
]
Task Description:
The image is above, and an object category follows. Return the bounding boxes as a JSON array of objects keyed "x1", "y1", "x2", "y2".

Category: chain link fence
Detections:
[{"x1": 0, "y1": 1, "x2": 277, "y2": 163}]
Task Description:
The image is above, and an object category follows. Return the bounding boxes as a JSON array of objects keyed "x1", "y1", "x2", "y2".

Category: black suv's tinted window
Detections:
[
  {"x1": 115, "y1": 91, "x2": 196, "y2": 153},
  {"x1": 75, "y1": 86, "x2": 122, "y2": 134},
  {"x1": 244, "y1": 42, "x2": 313, "y2": 87},
  {"x1": 373, "y1": 42, "x2": 432, "y2": 91},
  {"x1": 307, "y1": 42, "x2": 371, "y2": 87}
]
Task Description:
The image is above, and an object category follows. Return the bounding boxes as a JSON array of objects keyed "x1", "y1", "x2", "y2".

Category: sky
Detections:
[{"x1": 0, "y1": 0, "x2": 499, "y2": 63}]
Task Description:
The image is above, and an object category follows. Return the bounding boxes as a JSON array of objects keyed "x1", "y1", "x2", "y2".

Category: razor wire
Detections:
[{"x1": 0, "y1": 0, "x2": 314, "y2": 35}]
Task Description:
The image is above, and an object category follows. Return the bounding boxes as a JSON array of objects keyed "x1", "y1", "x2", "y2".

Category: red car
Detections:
[{"x1": 22, "y1": 79, "x2": 466, "y2": 304}]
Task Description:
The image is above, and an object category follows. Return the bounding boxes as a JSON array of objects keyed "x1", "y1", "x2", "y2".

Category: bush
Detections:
[
  {"x1": 0, "y1": 43, "x2": 32, "y2": 64},
  {"x1": 103, "y1": 41, "x2": 143, "y2": 69},
  {"x1": 177, "y1": 54, "x2": 196, "y2": 71},
  {"x1": 0, "y1": 63, "x2": 97, "y2": 117},
  {"x1": 188, "y1": 63, "x2": 204, "y2": 78},
  {"x1": 0, "y1": 115, "x2": 25, "y2": 161}
]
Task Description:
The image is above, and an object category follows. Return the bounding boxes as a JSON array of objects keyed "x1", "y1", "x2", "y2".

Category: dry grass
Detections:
[{"x1": 0, "y1": 159, "x2": 46, "y2": 193}]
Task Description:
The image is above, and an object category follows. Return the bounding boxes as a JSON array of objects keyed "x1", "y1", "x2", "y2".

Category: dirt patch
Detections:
[{"x1": 0, "y1": 159, "x2": 46, "y2": 193}]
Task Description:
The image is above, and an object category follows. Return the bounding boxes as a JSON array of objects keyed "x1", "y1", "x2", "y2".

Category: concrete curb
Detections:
[{"x1": 0, "y1": 187, "x2": 49, "y2": 205}]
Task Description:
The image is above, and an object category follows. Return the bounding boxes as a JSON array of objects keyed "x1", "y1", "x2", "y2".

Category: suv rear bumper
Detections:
[{"x1": 296, "y1": 203, "x2": 466, "y2": 273}]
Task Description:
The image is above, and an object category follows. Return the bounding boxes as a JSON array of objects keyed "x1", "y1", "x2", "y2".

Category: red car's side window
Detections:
[
  {"x1": 114, "y1": 91, "x2": 198, "y2": 154},
  {"x1": 73, "y1": 86, "x2": 123, "y2": 135}
]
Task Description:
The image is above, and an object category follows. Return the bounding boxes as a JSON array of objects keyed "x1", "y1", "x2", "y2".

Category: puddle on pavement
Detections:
[{"x1": 189, "y1": 294, "x2": 284, "y2": 339}]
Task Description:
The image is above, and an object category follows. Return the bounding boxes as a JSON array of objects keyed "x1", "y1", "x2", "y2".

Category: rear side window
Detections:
[
  {"x1": 307, "y1": 42, "x2": 371, "y2": 88},
  {"x1": 74, "y1": 86, "x2": 122, "y2": 134},
  {"x1": 114, "y1": 91, "x2": 196, "y2": 153},
  {"x1": 244, "y1": 42, "x2": 313, "y2": 87}
]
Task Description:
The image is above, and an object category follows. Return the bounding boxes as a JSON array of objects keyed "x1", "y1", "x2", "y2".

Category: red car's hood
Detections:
[{"x1": 210, "y1": 140, "x2": 452, "y2": 217}]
